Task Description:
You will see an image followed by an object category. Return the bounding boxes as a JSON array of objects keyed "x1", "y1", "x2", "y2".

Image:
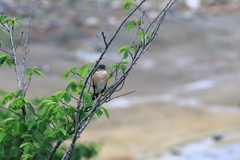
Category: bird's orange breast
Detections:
[{"x1": 93, "y1": 70, "x2": 108, "y2": 86}]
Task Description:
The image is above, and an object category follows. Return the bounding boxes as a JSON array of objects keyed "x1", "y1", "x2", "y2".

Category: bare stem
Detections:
[{"x1": 22, "y1": 0, "x2": 35, "y2": 95}]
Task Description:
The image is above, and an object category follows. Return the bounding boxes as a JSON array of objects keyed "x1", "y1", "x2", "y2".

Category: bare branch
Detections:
[
  {"x1": 62, "y1": 0, "x2": 177, "y2": 159},
  {"x1": 21, "y1": 0, "x2": 35, "y2": 94},
  {"x1": 101, "y1": 32, "x2": 108, "y2": 47},
  {"x1": 9, "y1": 24, "x2": 21, "y2": 89}
]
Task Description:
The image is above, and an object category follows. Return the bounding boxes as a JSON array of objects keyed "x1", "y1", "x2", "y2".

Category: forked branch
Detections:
[{"x1": 61, "y1": 0, "x2": 177, "y2": 159}]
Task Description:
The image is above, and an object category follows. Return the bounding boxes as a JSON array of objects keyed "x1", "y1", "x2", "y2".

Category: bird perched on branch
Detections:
[{"x1": 92, "y1": 64, "x2": 108, "y2": 100}]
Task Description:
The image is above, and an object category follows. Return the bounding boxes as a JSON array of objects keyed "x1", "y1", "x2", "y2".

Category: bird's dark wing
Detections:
[
  {"x1": 100, "y1": 72, "x2": 108, "y2": 94},
  {"x1": 92, "y1": 71, "x2": 98, "y2": 100}
]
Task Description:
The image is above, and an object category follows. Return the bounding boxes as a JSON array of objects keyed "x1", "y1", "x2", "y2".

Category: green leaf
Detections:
[
  {"x1": 109, "y1": 62, "x2": 119, "y2": 69},
  {"x1": 120, "y1": 64, "x2": 127, "y2": 72},
  {"x1": 141, "y1": 35, "x2": 145, "y2": 43},
  {"x1": 35, "y1": 135, "x2": 44, "y2": 142},
  {"x1": 46, "y1": 101, "x2": 56, "y2": 106},
  {"x1": 21, "y1": 134, "x2": 32, "y2": 139},
  {"x1": 14, "y1": 18, "x2": 21, "y2": 23},
  {"x1": 62, "y1": 70, "x2": 70, "y2": 81},
  {"x1": 21, "y1": 154, "x2": 31, "y2": 160},
  {"x1": 82, "y1": 93, "x2": 90, "y2": 104},
  {"x1": 34, "y1": 70, "x2": 44, "y2": 77},
  {"x1": 13, "y1": 122, "x2": 20, "y2": 135},
  {"x1": 0, "y1": 42, "x2": 1, "y2": 48},
  {"x1": 6, "y1": 57, "x2": 13, "y2": 67},
  {"x1": 102, "y1": 107, "x2": 110, "y2": 119},
  {"x1": 0, "y1": 54, "x2": 6, "y2": 59},
  {"x1": 70, "y1": 67, "x2": 77, "y2": 76},
  {"x1": 118, "y1": 46, "x2": 127, "y2": 54},
  {"x1": 63, "y1": 107, "x2": 69, "y2": 116},
  {"x1": 39, "y1": 105, "x2": 48, "y2": 115},
  {"x1": 126, "y1": 21, "x2": 136, "y2": 31},
  {"x1": 129, "y1": 45, "x2": 136, "y2": 51},
  {"x1": 25, "y1": 67, "x2": 30, "y2": 72},
  {"x1": 22, "y1": 156, "x2": 30, "y2": 160},
  {"x1": 135, "y1": 19, "x2": 144, "y2": 25},
  {"x1": 46, "y1": 131, "x2": 56, "y2": 139},
  {"x1": 39, "y1": 99, "x2": 52, "y2": 107},
  {"x1": 3, "y1": 19, "x2": 11, "y2": 24},
  {"x1": 54, "y1": 91, "x2": 66, "y2": 101},
  {"x1": 27, "y1": 120, "x2": 36, "y2": 131},
  {"x1": 136, "y1": 30, "x2": 143, "y2": 35},
  {"x1": 33, "y1": 142, "x2": 40, "y2": 148},
  {"x1": 71, "y1": 82, "x2": 77, "y2": 92},
  {"x1": 20, "y1": 122, "x2": 28, "y2": 133},
  {"x1": 2, "y1": 93, "x2": 14, "y2": 105},
  {"x1": 0, "y1": 15, "x2": 6, "y2": 21},
  {"x1": 0, "y1": 131, "x2": 6, "y2": 142},
  {"x1": 9, "y1": 97, "x2": 24, "y2": 109},
  {"x1": 0, "y1": 145, "x2": 4, "y2": 155},
  {"x1": 12, "y1": 148, "x2": 18, "y2": 157},
  {"x1": 59, "y1": 128, "x2": 67, "y2": 136},
  {"x1": 32, "y1": 66, "x2": 38, "y2": 71},
  {"x1": 122, "y1": 0, "x2": 132, "y2": 11},
  {"x1": 3, "y1": 118, "x2": 15, "y2": 123},
  {"x1": 55, "y1": 108, "x2": 64, "y2": 118},
  {"x1": 23, "y1": 145, "x2": 30, "y2": 154},
  {"x1": 123, "y1": 49, "x2": 129, "y2": 59},
  {"x1": 66, "y1": 82, "x2": 76, "y2": 92},
  {"x1": 0, "y1": 54, "x2": 7, "y2": 64},
  {"x1": 19, "y1": 142, "x2": 30, "y2": 148},
  {"x1": 0, "y1": 56, "x2": 6, "y2": 67},
  {"x1": 9, "y1": 20, "x2": 14, "y2": 26},
  {"x1": 96, "y1": 107, "x2": 103, "y2": 118},
  {"x1": 80, "y1": 64, "x2": 91, "y2": 78},
  {"x1": 64, "y1": 93, "x2": 72, "y2": 103},
  {"x1": 68, "y1": 79, "x2": 76, "y2": 82}
]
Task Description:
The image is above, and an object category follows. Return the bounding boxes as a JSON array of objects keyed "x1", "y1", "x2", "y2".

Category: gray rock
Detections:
[
  {"x1": 170, "y1": 146, "x2": 182, "y2": 155},
  {"x1": 84, "y1": 17, "x2": 100, "y2": 27},
  {"x1": 212, "y1": 132, "x2": 224, "y2": 141}
]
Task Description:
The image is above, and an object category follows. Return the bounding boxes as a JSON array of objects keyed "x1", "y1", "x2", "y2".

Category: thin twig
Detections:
[
  {"x1": 0, "y1": 21, "x2": 10, "y2": 32},
  {"x1": 24, "y1": 76, "x2": 31, "y2": 95},
  {"x1": 0, "y1": 48, "x2": 11, "y2": 55},
  {"x1": 101, "y1": 32, "x2": 107, "y2": 47},
  {"x1": 0, "y1": 106, "x2": 22, "y2": 117},
  {"x1": 0, "y1": 37, "x2": 12, "y2": 49},
  {"x1": 15, "y1": 31, "x2": 24, "y2": 50},
  {"x1": 107, "y1": 90, "x2": 135, "y2": 102},
  {"x1": 5, "y1": 130, "x2": 22, "y2": 142}
]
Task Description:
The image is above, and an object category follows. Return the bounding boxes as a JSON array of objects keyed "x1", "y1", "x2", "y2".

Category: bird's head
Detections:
[{"x1": 97, "y1": 64, "x2": 106, "y2": 71}]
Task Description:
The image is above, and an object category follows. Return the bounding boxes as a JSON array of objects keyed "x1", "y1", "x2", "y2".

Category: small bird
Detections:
[{"x1": 92, "y1": 64, "x2": 108, "y2": 100}]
